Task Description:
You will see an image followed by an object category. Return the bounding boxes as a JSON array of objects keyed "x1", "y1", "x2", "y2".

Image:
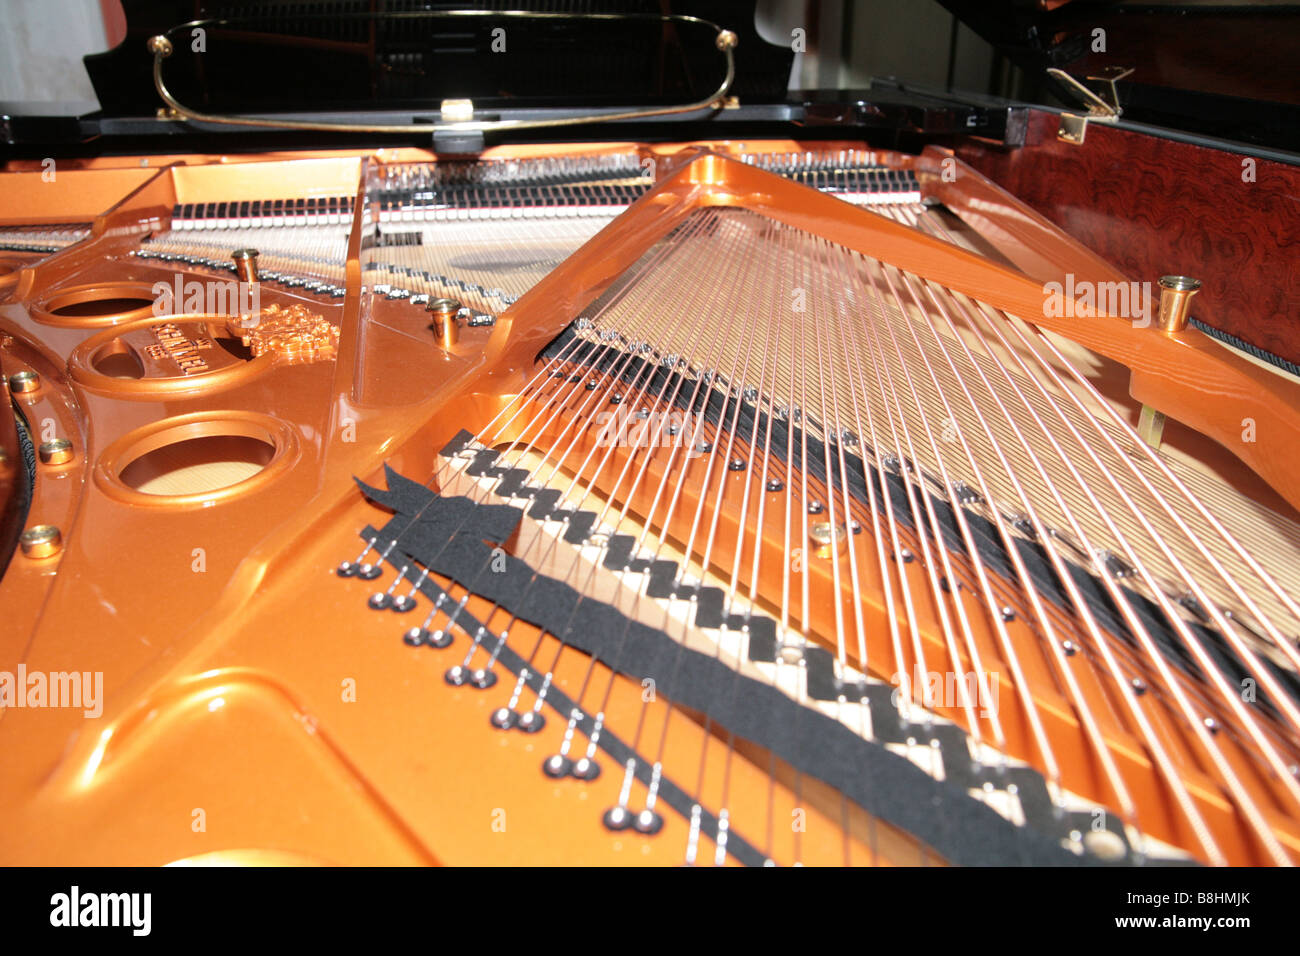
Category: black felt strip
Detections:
[{"x1": 361, "y1": 485, "x2": 1104, "y2": 866}]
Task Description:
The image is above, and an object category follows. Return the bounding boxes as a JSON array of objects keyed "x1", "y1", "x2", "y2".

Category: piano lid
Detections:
[
  {"x1": 6, "y1": 1, "x2": 1299, "y2": 154},
  {"x1": 5, "y1": 1, "x2": 1020, "y2": 156}
]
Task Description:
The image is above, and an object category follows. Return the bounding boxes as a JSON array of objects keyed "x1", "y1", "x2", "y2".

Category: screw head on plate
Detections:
[
  {"x1": 38, "y1": 438, "x2": 73, "y2": 465},
  {"x1": 8, "y1": 370, "x2": 39, "y2": 394},
  {"x1": 20, "y1": 525, "x2": 62, "y2": 558}
]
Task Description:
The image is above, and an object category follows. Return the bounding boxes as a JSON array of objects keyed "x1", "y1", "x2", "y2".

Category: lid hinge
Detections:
[{"x1": 1048, "y1": 66, "x2": 1132, "y2": 144}]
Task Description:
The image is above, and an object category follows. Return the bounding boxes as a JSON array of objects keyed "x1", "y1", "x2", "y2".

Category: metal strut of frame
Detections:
[{"x1": 147, "y1": 10, "x2": 738, "y2": 138}]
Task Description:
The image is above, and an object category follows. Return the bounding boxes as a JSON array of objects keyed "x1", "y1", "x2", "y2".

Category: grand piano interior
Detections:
[{"x1": 3, "y1": 1, "x2": 1300, "y2": 868}]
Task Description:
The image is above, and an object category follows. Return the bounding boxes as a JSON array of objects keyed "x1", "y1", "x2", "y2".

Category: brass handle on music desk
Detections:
[{"x1": 148, "y1": 12, "x2": 737, "y2": 138}]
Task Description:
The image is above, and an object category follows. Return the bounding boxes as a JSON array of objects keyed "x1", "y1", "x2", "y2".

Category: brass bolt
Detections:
[
  {"x1": 8, "y1": 370, "x2": 39, "y2": 394},
  {"x1": 39, "y1": 438, "x2": 74, "y2": 465},
  {"x1": 1156, "y1": 275, "x2": 1201, "y2": 333},
  {"x1": 716, "y1": 29, "x2": 738, "y2": 51},
  {"x1": 810, "y1": 520, "x2": 848, "y2": 559},
  {"x1": 147, "y1": 35, "x2": 173, "y2": 57},
  {"x1": 231, "y1": 248, "x2": 260, "y2": 285},
  {"x1": 428, "y1": 298, "x2": 461, "y2": 349},
  {"x1": 20, "y1": 525, "x2": 62, "y2": 559}
]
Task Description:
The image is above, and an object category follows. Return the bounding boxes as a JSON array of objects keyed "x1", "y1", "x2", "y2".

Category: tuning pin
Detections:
[
  {"x1": 403, "y1": 593, "x2": 453, "y2": 647},
  {"x1": 633, "y1": 763, "x2": 666, "y2": 834},
  {"x1": 390, "y1": 568, "x2": 428, "y2": 613},
  {"x1": 602, "y1": 759, "x2": 639, "y2": 831},
  {"x1": 543, "y1": 706, "x2": 587, "y2": 777},
  {"x1": 356, "y1": 540, "x2": 390, "y2": 580},
  {"x1": 491, "y1": 669, "x2": 547, "y2": 732},
  {"x1": 336, "y1": 537, "x2": 377, "y2": 577},
  {"x1": 367, "y1": 563, "x2": 409, "y2": 610}
]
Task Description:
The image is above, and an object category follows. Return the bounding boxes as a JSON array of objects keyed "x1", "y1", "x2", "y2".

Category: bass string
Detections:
[
  {"x1": 415, "y1": 210, "x2": 719, "y2": 663},
  {"x1": 858, "y1": 250, "x2": 998, "y2": 746},
  {"x1": 593, "y1": 208, "x2": 798, "y2": 863},
  {"x1": 888, "y1": 257, "x2": 1270, "y2": 863},
  {"x1": 805, "y1": 228, "x2": 905, "y2": 862},
  {"x1": 942, "y1": 282, "x2": 1300, "y2": 820},
  {"x1": 888, "y1": 209, "x2": 1300, "y2": 844},
  {"x1": 897, "y1": 207, "x2": 1300, "y2": 675},
  {"x1": 863, "y1": 250, "x2": 1145, "y2": 836},
  {"x1": 365, "y1": 208, "x2": 711, "y2": 647},
  {"x1": 613, "y1": 213, "x2": 1253, "y2": 863},
  {"x1": 921, "y1": 281, "x2": 1298, "y2": 861},
  {"x1": 893, "y1": 205, "x2": 1299, "y2": 847},
  {"x1": 882, "y1": 252, "x2": 1226, "y2": 860},
  {"x1": 498, "y1": 215, "x2": 738, "y2": 713},
  {"x1": 536, "y1": 210, "x2": 867, "y2": 862}
]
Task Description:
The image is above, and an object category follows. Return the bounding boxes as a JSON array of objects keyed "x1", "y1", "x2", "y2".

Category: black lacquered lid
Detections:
[{"x1": 85, "y1": 1, "x2": 792, "y2": 118}]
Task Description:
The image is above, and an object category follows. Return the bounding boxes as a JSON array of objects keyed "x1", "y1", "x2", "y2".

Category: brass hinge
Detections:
[{"x1": 1048, "y1": 66, "x2": 1132, "y2": 145}]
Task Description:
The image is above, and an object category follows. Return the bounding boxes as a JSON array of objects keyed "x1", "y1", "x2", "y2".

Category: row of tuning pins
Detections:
[
  {"x1": 382, "y1": 154, "x2": 645, "y2": 191},
  {"x1": 337, "y1": 535, "x2": 663, "y2": 835},
  {"x1": 337, "y1": 535, "x2": 421, "y2": 612}
]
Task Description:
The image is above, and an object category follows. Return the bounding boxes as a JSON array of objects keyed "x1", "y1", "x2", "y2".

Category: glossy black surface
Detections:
[{"x1": 86, "y1": 1, "x2": 792, "y2": 116}]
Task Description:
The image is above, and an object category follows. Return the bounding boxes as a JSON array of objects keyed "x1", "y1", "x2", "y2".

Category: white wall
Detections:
[{"x1": 0, "y1": 0, "x2": 111, "y2": 103}]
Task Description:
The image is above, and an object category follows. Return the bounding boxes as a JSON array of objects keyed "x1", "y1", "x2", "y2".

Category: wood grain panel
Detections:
[{"x1": 953, "y1": 109, "x2": 1300, "y2": 366}]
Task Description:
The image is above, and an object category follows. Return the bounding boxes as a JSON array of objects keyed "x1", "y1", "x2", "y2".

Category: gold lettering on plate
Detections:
[{"x1": 147, "y1": 322, "x2": 212, "y2": 375}]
